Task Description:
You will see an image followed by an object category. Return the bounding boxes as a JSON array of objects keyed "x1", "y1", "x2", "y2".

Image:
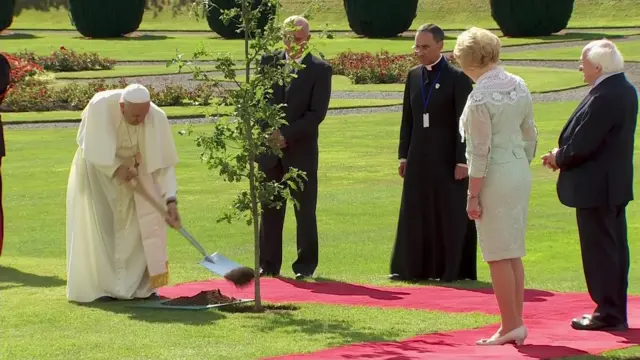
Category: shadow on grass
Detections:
[
  {"x1": 0, "y1": 32, "x2": 40, "y2": 39},
  {"x1": 73, "y1": 298, "x2": 228, "y2": 325},
  {"x1": 0, "y1": 266, "x2": 66, "y2": 289},
  {"x1": 73, "y1": 34, "x2": 170, "y2": 41},
  {"x1": 255, "y1": 307, "x2": 403, "y2": 346},
  {"x1": 511, "y1": 32, "x2": 630, "y2": 41},
  {"x1": 218, "y1": 302, "x2": 301, "y2": 313}
]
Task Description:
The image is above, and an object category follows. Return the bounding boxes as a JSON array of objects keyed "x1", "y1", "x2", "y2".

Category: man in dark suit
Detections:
[
  {"x1": 0, "y1": 53, "x2": 10, "y2": 257},
  {"x1": 542, "y1": 39, "x2": 638, "y2": 331},
  {"x1": 256, "y1": 16, "x2": 332, "y2": 280}
]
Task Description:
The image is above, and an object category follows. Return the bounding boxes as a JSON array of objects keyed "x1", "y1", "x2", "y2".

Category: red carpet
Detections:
[{"x1": 159, "y1": 278, "x2": 640, "y2": 359}]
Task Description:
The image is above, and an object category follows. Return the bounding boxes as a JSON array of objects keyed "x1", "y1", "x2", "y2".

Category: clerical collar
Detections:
[{"x1": 424, "y1": 55, "x2": 443, "y2": 71}]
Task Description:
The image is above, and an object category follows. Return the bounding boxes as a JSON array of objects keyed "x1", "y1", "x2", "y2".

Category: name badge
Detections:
[{"x1": 423, "y1": 113, "x2": 429, "y2": 128}]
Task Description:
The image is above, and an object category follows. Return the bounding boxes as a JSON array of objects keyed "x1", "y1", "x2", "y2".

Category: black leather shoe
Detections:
[
  {"x1": 295, "y1": 273, "x2": 312, "y2": 280},
  {"x1": 259, "y1": 268, "x2": 279, "y2": 277},
  {"x1": 571, "y1": 314, "x2": 629, "y2": 331}
]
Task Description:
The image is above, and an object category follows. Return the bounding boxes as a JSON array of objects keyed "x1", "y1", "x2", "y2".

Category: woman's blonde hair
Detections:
[{"x1": 453, "y1": 27, "x2": 501, "y2": 70}]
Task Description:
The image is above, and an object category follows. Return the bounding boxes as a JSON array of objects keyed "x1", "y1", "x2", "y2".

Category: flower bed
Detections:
[
  {"x1": 0, "y1": 55, "x2": 218, "y2": 112},
  {"x1": 11, "y1": 47, "x2": 116, "y2": 72},
  {"x1": 1, "y1": 78, "x2": 222, "y2": 112},
  {"x1": 329, "y1": 50, "x2": 460, "y2": 84}
]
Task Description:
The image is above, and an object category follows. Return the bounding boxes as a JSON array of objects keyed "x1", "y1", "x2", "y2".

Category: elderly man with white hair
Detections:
[
  {"x1": 542, "y1": 39, "x2": 638, "y2": 331},
  {"x1": 66, "y1": 83, "x2": 181, "y2": 303}
]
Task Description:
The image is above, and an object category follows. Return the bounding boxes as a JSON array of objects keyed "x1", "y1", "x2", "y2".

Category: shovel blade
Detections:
[{"x1": 199, "y1": 252, "x2": 246, "y2": 277}]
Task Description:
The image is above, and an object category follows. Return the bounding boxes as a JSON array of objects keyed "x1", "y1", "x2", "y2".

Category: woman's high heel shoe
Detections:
[{"x1": 476, "y1": 325, "x2": 527, "y2": 346}]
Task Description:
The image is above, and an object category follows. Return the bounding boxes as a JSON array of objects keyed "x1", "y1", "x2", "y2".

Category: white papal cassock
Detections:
[{"x1": 66, "y1": 89, "x2": 179, "y2": 303}]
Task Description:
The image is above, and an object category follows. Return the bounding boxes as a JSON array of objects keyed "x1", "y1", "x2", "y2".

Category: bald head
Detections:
[{"x1": 283, "y1": 15, "x2": 310, "y2": 59}]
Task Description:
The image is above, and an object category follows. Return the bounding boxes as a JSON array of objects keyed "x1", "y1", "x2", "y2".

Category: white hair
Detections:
[
  {"x1": 583, "y1": 39, "x2": 624, "y2": 73},
  {"x1": 283, "y1": 15, "x2": 310, "y2": 34}
]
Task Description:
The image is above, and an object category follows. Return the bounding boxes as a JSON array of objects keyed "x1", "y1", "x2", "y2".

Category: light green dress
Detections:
[{"x1": 460, "y1": 67, "x2": 538, "y2": 262}]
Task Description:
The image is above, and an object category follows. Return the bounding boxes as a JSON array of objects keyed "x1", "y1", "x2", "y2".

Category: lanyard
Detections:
[{"x1": 420, "y1": 60, "x2": 444, "y2": 113}]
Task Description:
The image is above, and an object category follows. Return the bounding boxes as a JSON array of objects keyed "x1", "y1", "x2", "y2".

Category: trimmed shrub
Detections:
[
  {"x1": 67, "y1": 0, "x2": 146, "y2": 38},
  {"x1": 0, "y1": 0, "x2": 16, "y2": 31},
  {"x1": 205, "y1": 0, "x2": 275, "y2": 39},
  {"x1": 343, "y1": 0, "x2": 418, "y2": 38},
  {"x1": 490, "y1": 0, "x2": 575, "y2": 37}
]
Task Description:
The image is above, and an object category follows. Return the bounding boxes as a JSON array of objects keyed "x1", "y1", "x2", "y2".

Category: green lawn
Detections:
[
  {"x1": 54, "y1": 64, "x2": 238, "y2": 79},
  {"x1": 213, "y1": 66, "x2": 588, "y2": 93},
  {"x1": 1, "y1": 102, "x2": 639, "y2": 359},
  {"x1": 2, "y1": 30, "x2": 638, "y2": 61},
  {"x1": 9, "y1": 0, "x2": 640, "y2": 31},
  {"x1": 1, "y1": 98, "x2": 401, "y2": 123},
  {"x1": 49, "y1": 64, "x2": 587, "y2": 94},
  {"x1": 502, "y1": 39, "x2": 640, "y2": 61}
]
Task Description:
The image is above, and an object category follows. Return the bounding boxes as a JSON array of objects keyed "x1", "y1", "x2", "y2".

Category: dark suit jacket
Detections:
[
  {"x1": 0, "y1": 53, "x2": 10, "y2": 159},
  {"x1": 556, "y1": 73, "x2": 639, "y2": 208},
  {"x1": 257, "y1": 50, "x2": 332, "y2": 170}
]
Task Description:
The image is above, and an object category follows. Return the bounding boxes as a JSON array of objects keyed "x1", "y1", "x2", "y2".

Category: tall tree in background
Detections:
[
  {"x1": 0, "y1": 0, "x2": 16, "y2": 32},
  {"x1": 343, "y1": 0, "x2": 418, "y2": 38},
  {"x1": 490, "y1": 0, "x2": 575, "y2": 37},
  {"x1": 67, "y1": 0, "x2": 146, "y2": 38}
]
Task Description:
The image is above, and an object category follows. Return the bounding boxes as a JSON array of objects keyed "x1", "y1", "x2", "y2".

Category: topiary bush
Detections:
[
  {"x1": 343, "y1": 0, "x2": 418, "y2": 38},
  {"x1": 0, "y1": 0, "x2": 16, "y2": 32},
  {"x1": 67, "y1": 0, "x2": 146, "y2": 38},
  {"x1": 490, "y1": 0, "x2": 575, "y2": 37},
  {"x1": 205, "y1": 0, "x2": 275, "y2": 39}
]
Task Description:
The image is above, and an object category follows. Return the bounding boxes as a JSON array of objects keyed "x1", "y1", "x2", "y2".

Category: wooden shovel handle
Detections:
[{"x1": 125, "y1": 179, "x2": 169, "y2": 218}]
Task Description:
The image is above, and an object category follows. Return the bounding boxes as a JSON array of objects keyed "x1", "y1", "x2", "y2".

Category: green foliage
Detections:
[
  {"x1": 0, "y1": 0, "x2": 15, "y2": 31},
  {"x1": 67, "y1": 0, "x2": 146, "y2": 38},
  {"x1": 342, "y1": 0, "x2": 418, "y2": 38},
  {"x1": 172, "y1": 0, "x2": 323, "y2": 309},
  {"x1": 1, "y1": 76, "x2": 220, "y2": 112},
  {"x1": 490, "y1": 0, "x2": 575, "y2": 37},
  {"x1": 205, "y1": 0, "x2": 276, "y2": 39}
]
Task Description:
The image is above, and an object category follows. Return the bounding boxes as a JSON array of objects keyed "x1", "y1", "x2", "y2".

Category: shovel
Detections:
[{"x1": 126, "y1": 178, "x2": 254, "y2": 285}]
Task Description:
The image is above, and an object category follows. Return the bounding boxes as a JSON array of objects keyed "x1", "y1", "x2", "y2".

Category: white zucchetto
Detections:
[{"x1": 121, "y1": 83, "x2": 151, "y2": 103}]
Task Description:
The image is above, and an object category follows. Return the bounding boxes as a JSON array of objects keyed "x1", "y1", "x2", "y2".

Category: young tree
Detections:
[{"x1": 174, "y1": 0, "x2": 322, "y2": 311}]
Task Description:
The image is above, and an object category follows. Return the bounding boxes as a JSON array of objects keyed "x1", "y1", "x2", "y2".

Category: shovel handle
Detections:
[
  {"x1": 126, "y1": 179, "x2": 213, "y2": 261},
  {"x1": 125, "y1": 179, "x2": 169, "y2": 218}
]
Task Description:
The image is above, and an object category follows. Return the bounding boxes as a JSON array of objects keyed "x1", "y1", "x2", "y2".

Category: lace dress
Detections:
[{"x1": 459, "y1": 67, "x2": 538, "y2": 262}]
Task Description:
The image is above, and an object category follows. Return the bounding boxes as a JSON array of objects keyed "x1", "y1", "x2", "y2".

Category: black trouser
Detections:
[
  {"x1": 576, "y1": 203, "x2": 630, "y2": 325},
  {"x1": 258, "y1": 158, "x2": 318, "y2": 275},
  {"x1": 0, "y1": 157, "x2": 4, "y2": 257}
]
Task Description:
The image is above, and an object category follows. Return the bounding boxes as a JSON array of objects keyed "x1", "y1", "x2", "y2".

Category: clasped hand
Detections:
[
  {"x1": 540, "y1": 148, "x2": 559, "y2": 171},
  {"x1": 268, "y1": 130, "x2": 287, "y2": 149}
]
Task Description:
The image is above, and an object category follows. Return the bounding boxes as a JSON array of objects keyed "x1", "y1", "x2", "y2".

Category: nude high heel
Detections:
[{"x1": 476, "y1": 325, "x2": 527, "y2": 346}]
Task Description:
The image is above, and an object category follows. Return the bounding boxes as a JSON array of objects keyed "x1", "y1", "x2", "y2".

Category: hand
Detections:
[
  {"x1": 165, "y1": 202, "x2": 181, "y2": 229},
  {"x1": 541, "y1": 148, "x2": 559, "y2": 171},
  {"x1": 467, "y1": 195, "x2": 482, "y2": 220},
  {"x1": 269, "y1": 130, "x2": 287, "y2": 149},
  {"x1": 114, "y1": 165, "x2": 138, "y2": 183},
  {"x1": 454, "y1": 164, "x2": 468, "y2": 180},
  {"x1": 398, "y1": 161, "x2": 406, "y2": 178}
]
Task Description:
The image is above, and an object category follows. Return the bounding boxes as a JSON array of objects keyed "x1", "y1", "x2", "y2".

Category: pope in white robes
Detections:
[{"x1": 66, "y1": 84, "x2": 181, "y2": 303}]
